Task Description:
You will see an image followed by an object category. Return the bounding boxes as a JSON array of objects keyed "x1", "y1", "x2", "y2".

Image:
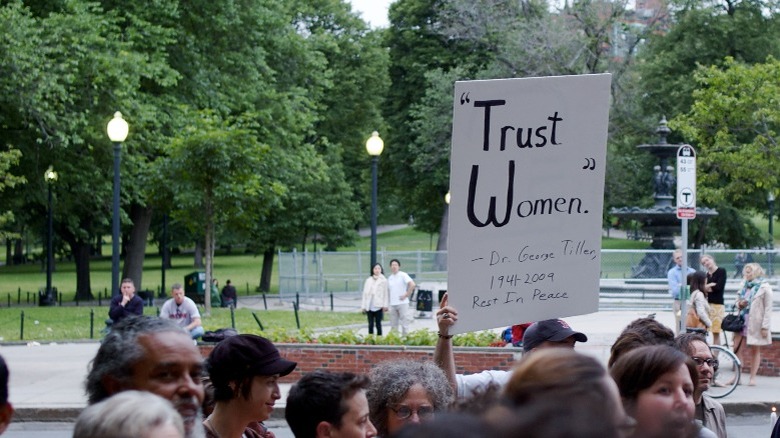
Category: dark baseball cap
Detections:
[
  {"x1": 208, "y1": 334, "x2": 297, "y2": 378},
  {"x1": 522, "y1": 319, "x2": 587, "y2": 352}
]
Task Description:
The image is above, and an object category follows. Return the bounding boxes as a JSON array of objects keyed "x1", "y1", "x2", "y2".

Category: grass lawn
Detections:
[
  {"x1": 0, "y1": 226, "x2": 650, "y2": 302},
  {"x1": 0, "y1": 306, "x2": 366, "y2": 343}
]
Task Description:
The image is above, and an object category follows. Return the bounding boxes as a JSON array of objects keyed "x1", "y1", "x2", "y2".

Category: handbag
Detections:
[
  {"x1": 685, "y1": 305, "x2": 705, "y2": 329},
  {"x1": 722, "y1": 313, "x2": 745, "y2": 332}
]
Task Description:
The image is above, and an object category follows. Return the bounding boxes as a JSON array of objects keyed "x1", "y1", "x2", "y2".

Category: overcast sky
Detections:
[{"x1": 349, "y1": 0, "x2": 394, "y2": 28}]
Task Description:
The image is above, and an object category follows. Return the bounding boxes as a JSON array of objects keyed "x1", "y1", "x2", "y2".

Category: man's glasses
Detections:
[
  {"x1": 390, "y1": 405, "x2": 435, "y2": 420},
  {"x1": 691, "y1": 356, "x2": 719, "y2": 371}
]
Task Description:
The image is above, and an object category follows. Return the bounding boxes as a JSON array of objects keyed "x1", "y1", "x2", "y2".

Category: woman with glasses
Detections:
[{"x1": 366, "y1": 359, "x2": 453, "y2": 437}]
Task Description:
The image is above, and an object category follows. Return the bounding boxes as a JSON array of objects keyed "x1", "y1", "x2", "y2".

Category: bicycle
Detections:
[{"x1": 685, "y1": 326, "x2": 741, "y2": 398}]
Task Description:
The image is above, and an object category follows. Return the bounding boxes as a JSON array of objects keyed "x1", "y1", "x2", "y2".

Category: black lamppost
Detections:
[
  {"x1": 44, "y1": 166, "x2": 57, "y2": 304},
  {"x1": 107, "y1": 112, "x2": 128, "y2": 297},
  {"x1": 366, "y1": 131, "x2": 384, "y2": 267},
  {"x1": 769, "y1": 191, "x2": 775, "y2": 276}
]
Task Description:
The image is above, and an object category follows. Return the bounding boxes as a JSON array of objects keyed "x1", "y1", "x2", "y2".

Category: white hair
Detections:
[{"x1": 73, "y1": 390, "x2": 184, "y2": 438}]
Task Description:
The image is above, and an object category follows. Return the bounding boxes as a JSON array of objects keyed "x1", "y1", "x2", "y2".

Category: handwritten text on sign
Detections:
[{"x1": 447, "y1": 75, "x2": 611, "y2": 335}]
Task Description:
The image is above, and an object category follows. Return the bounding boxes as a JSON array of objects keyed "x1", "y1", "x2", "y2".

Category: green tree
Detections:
[
  {"x1": 0, "y1": 148, "x2": 25, "y2": 241},
  {"x1": 163, "y1": 112, "x2": 281, "y2": 313},
  {"x1": 639, "y1": 0, "x2": 780, "y2": 120},
  {"x1": 672, "y1": 57, "x2": 780, "y2": 246}
]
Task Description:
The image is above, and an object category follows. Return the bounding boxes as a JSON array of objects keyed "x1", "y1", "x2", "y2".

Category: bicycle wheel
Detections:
[{"x1": 707, "y1": 345, "x2": 741, "y2": 398}]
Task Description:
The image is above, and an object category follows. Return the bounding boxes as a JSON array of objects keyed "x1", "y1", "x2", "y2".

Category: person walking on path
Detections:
[
  {"x1": 108, "y1": 278, "x2": 144, "y2": 325},
  {"x1": 361, "y1": 263, "x2": 389, "y2": 336},
  {"x1": 387, "y1": 259, "x2": 415, "y2": 336},
  {"x1": 668, "y1": 250, "x2": 695, "y2": 334},
  {"x1": 733, "y1": 262, "x2": 773, "y2": 386},
  {"x1": 160, "y1": 283, "x2": 205, "y2": 339},
  {"x1": 701, "y1": 254, "x2": 727, "y2": 346}
]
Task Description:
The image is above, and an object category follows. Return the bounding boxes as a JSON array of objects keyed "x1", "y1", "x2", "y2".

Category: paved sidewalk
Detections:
[{"x1": 3, "y1": 309, "x2": 780, "y2": 422}]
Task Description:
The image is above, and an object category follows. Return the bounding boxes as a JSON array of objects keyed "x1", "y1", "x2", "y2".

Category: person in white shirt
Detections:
[
  {"x1": 386, "y1": 259, "x2": 415, "y2": 336},
  {"x1": 160, "y1": 284, "x2": 204, "y2": 340}
]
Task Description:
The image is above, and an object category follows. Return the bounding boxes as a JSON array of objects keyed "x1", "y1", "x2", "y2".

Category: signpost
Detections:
[
  {"x1": 677, "y1": 144, "x2": 696, "y2": 333},
  {"x1": 677, "y1": 145, "x2": 696, "y2": 220},
  {"x1": 446, "y1": 74, "x2": 611, "y2": 334}
]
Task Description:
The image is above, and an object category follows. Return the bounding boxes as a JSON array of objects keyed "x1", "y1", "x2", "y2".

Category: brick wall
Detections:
[
  {"x1": 199, "y1": 344, "x2": 521, "y2": 383},
  {"x1": 735, "y1": 334, "x2": 780, "y2": 377}
]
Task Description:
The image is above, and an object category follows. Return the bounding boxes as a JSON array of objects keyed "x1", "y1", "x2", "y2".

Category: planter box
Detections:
[{"x1": 199, "y1": 343, "x2": 521, "y2": 382}]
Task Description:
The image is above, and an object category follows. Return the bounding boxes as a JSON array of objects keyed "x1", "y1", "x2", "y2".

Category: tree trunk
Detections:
[
  {"x1": 193, "y1": 240, "x2": 204, "y2": 268},
  {"x1": 122, "y1": 203, "x2": 153, "y2": 291},
  {"x1": 434, "y1": 204, "x2": 449, "y2": 270},
  {"x1": 5, "y1": 239, "x2": 11, "y2": 266},
  {"x1": 13, "y1": 238, "x2": 23, "y2": 265},
  {"x1": 260, "y1": 246, "x2": 275, "y2": 293},
  {"x1": 203, "y1": 198, "x2": 214, "y2": 315}
]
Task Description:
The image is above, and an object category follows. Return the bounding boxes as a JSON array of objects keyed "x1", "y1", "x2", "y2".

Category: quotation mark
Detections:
[
  {"x1": 460, "y1": 92, "x2": 471, "y2": 105},
  {"x1": 582, "y1": 158, "x2": 596, "y2": 170}
]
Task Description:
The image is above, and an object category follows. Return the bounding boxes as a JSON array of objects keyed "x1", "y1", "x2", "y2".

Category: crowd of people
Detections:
[{"x1": 0, "y1": 256, "x2": 774, "y2": 437}]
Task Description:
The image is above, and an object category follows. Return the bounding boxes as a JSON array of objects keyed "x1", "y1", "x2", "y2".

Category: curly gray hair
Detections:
[
  {"x1": 85, "y1": 316, "x2": 189, "y2": 404},
  {"x1": 366, "y1": 359, "x2": 453, "y2": 436}
]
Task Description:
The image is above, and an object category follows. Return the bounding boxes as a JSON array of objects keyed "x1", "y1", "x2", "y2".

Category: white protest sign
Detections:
[{"x1": 447, "y1": 74, "x2": 611, "y2": 335}]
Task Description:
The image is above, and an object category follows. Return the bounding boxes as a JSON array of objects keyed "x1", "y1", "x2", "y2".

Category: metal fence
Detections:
[{"x1": 278, "y1": 248, "x2": 779, "y2": 300}]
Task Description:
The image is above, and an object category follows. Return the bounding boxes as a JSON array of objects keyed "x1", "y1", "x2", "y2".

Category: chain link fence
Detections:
[{"x1": 278, "y1": 248, "x2": 779, "y2": 301}]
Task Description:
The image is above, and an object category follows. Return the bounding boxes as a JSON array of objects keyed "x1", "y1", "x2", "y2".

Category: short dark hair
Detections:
[
  {"x1": 608, "y1": 316, "x2": 675, "y2": 368},
  {"x1": 0, "y1": 354, "x2": 8, "y2": 405},
  {"x1": 390, "y1": 258, "x2": 401, "y2": 267},
  {"x1": 610, "y1": 345, "x2": 698, "y2": 405},
  {"x1": 674, "y1": 332, "x2": 708, "y2": 357},
  {"x1": 286, "y1": 370, "x2": 370, "y2": 438}
]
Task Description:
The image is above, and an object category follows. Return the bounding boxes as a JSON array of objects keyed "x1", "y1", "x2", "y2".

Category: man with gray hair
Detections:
[
  {"x1": 160, "y1": 283, "x2": 204, "y2": 339},
  {"x1": 86, "y1": 316, "x2": 205, "y2": 438}
]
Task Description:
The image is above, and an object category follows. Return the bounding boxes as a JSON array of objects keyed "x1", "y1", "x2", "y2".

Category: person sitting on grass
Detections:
[{"x1": 160, "y1": 284, "x2": 205, "y2": 340}]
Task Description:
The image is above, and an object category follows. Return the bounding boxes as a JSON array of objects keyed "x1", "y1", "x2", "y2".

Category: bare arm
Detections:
[{"x1": 433, "y1": 293, "x2": 458, "y2": 395}]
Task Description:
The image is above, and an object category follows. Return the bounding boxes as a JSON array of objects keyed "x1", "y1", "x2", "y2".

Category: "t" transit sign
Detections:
[{"x1": 677, "y1": 145, "x2": 696, "y2": 219}]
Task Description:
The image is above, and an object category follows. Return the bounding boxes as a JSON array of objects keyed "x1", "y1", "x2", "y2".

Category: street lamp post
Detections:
[
  {"x1": 366, "y1": 131, "x2": 384, "y2": 267},
  {"x1": 769, "y1": 191, "x2": 775, "y2": 276},
  {"x1": 44, "y1": 166, "x2": 58, "y2": 305},
  {"x1": 107, "y1": 112, "x2": 129, "y2": 297}
]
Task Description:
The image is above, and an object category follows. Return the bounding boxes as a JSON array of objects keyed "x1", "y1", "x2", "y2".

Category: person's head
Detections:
[
  {"x1": 171, "y1": 284, "x2": 185, "y2": 305},
  {"x1": 521, "y1": 319, "x2": 587, "y2": 353},
  {"x1": 686, "y1": 271, "x2": 708, "y2": 294},
  {"x1": 286, "y1": 370, "x2": 376, "y2": 438},
  {"x1": 389, "y1": 259, "x2": 401, "y2": 274},
  {"x1": 700, "y1": 254, "x2": 717, "y2": 271},
  {"x1": 85, "y1": 316, "x2": 204, "y2": 437},
  {"x1": 121, "y1": 278, "x2": 136, "y2": 296},
  {"x1": 673, "y1": 250, "x2": 683, "y2": 267},
  {"x1": 371, "y1": 263, "x2": 383, "y2": 277},
  {"x1": 503, "y1": 349, "x2": 630, "y2": 437},
  {"x1": 206, "y1": 334, "x2": 297, "y2": 422},
  {"x1": 610, "y1": 346, "x2": 698, "y2": 438},
  {"x1": 0, "y1": 354, "x2": 13, "y2": 435},
  {"x1": 674, "y1": 333, "x2": 716, "y2": 397},
  {"x1": 608, "y1": 316, "x2": 675, "y2": 368},
  {"x1": 743, "y1": 262, "x2": 765, "y2": 281},
  {"x1": 367, "y1": 359, "x2": 453, "y2": 437},
  {"x1": 391, "y1": 413, "x2": 490, "y2": 438},
  {"x1": 225, "y1": 280, "x2": 231, "y2": 286},
  {"x1": 74, "y1": 390, "x2": 184, "y2": 438}
]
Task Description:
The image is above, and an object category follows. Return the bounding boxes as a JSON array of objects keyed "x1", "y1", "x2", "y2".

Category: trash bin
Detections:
[
  {"x1": 416, "y1": 290, "x2": 433, "y2": 312},
  {"x1": 184, "y1": 271, "x2": 206, "y2": 303},
  {"x1": 438, "y1": 289, "x2": 447, "y2": 304}
]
